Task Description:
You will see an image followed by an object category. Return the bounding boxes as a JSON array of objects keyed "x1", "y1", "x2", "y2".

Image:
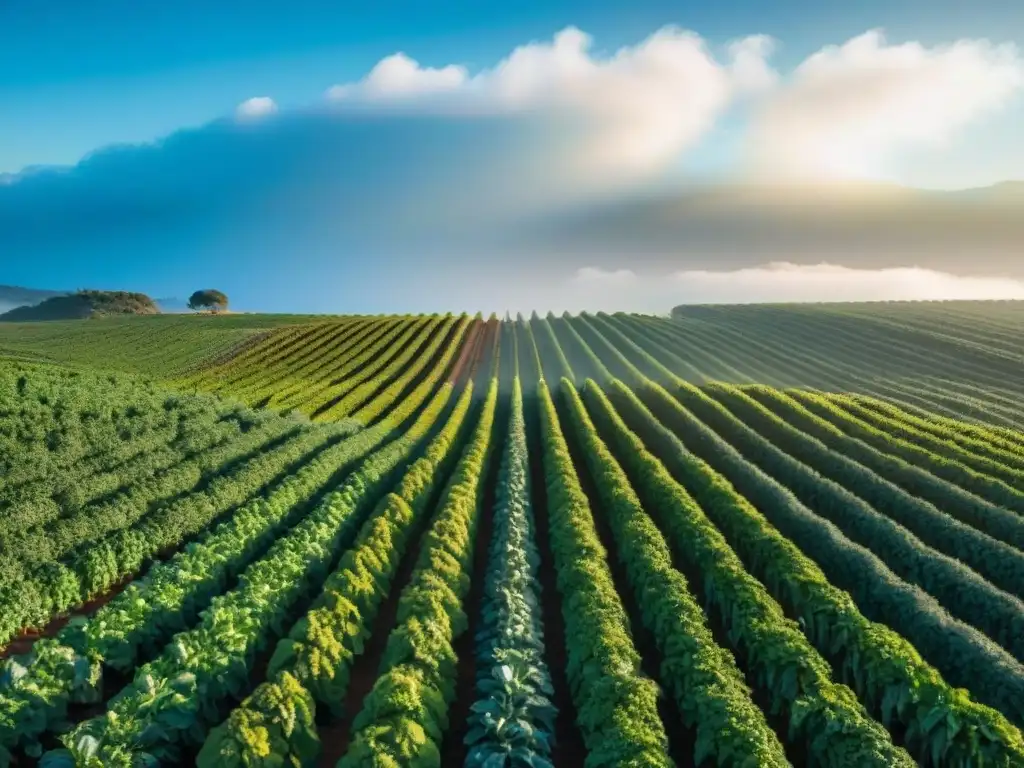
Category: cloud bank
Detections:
[
  {"x1": 549, "y1": 263, "x2": 1024, "y2": 313},
  {"x1": 748, "y1": 31, "x2": 1024, "y2": 180},
  {"x1": 1, "y1": 25, "x2": 1022, "y2": 311}
]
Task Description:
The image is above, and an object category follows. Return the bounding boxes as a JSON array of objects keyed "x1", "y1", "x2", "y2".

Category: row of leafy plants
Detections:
[
  {"x1": 563, "y1": 315, "x2": 1024, "y2": 759},
  {"x1": 582, "y1": 380, "x2": 924, "y2": 765},
  {"x1": 0, "y1": 417, "x2": 339, "y2": 648},
  {"x1": 758, "y1": 386, "x2": 1024, "y2": 545},
  {"x1": 0, "y1": 320, "x2": 471, "y2": 763},
  {"x1": 315, "y1": 316, "x2": 449, "y2": 421},
  {"x1": 188, "y1": 321, "x2": 340, "y2": 392},
  {"x1": 704, "y1": 383, "x2": 1024, "y2": 663},
  {"x1": 463, "y1": 378, "x2": 557, "y2": 768},
  {"x1": 0, "y1": 364, "x2": 196, "y2": 489},
  {"x1": 196, "y1": 379, "x2": 484, "y2": 766},
  {"x1": 337, "y1": 377, "x2": 500, "y2": 766},
  {"x1": 39, "y1": 381, "x2": 475, "y2": 767}
]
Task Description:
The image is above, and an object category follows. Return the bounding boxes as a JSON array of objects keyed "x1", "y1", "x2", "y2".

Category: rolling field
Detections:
[{"x1": 2, "y1": 302, "x2": 1024, "y2": 766}]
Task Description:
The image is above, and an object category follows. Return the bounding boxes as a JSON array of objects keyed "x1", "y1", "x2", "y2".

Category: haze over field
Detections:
[{"x1": 2, "y1": 0, "x2": 1022, "y2": 312}]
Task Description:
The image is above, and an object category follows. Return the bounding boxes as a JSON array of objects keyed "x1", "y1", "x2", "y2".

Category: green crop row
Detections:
[
  {"x1": 762, "y1": 387, "x2": 1024, "y2": 546},
  {"x1": 338, "y1": 377, "x2": 499, "y2": 766},
  {"x1": 582, "y1": 380, "x2": 919, "y2": 765},
  {"x1": 41, "y1": 384, "x2": 471, "y2": 767},
  {"x1": 465, "y1": 378, "x2": 557, "y2": 768},
  {"x1": 705, "y1": 384, "x2": 1024, "y2": 662},
  {"x1": 196, "y1": 381, "x2": 480, "y2": 767},
  {"x1": 534, "y1": 379, "x2": 671, "y2": 767}
]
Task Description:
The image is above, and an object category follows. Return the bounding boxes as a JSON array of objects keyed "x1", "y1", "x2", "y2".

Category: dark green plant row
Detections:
[
  {"x1": 338, "y1": 377, "x2": 499, "y2": 766},
  {"x1": 562, "y1": 380, "x2": 798, "y2": 766},
  {"x1": 580, "y1": 379, "x2": 915, "y2": 766},
  {"x1": 759, "y1": 387, "x2": 1024, "y2": 545},
  {"x1": 703, "y1": 383, "x2": 1024, "y2": 663},
  {"x1": 464, "y1": 378, "x2": 557, "y2": 768},
  {"x1": 533, "y1": 379, "x2": 672, "y2": 767}
]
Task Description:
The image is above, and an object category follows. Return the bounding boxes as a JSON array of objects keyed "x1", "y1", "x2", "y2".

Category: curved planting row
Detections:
[
  {"x1": 314, "y1": 315, "x2": 448, "y2": 421},
  {"x1": 753, "y1": 386, "x2": 1024, "y2": 545},
  {"x1": 338, "y1": 377, "x2": 499, "y2": 765}
]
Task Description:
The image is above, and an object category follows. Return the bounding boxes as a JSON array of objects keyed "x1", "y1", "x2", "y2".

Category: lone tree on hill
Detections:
[{"x1": 188, "y1": 289, "x2": 229, "y2": 313}]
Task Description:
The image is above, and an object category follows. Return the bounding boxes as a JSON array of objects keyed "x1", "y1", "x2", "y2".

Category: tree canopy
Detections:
[{"x1": 188, "y1": 290, "x2": 229, "y2": 313}]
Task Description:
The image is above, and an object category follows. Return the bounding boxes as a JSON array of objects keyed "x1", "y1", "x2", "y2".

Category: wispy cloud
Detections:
[{"x1": 235, "y1": 96, "x2": 278, "y2": 119}]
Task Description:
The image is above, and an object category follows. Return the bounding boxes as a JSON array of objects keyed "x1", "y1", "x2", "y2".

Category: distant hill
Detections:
[
  {"x1": 0, "y1": 290, "x2": 160, "y2": 321},
  {"x1": 0, "y1": 285, "x2": 67, "y2": 313}
]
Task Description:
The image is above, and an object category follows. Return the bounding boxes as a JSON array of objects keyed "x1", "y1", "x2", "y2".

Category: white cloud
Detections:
[
  {"x1": 747, "y1": 30, "x2": 1024, "y2": 180},
  {"x1": 235, "y1": 96, "x2": 278, "y2": 119},
  {"x1": 326, "y1": 53, "x2": 468, "y2": 100},
  {"x1": 558, "y1": 262, "x2": 1024, "y2": 312},
  {"x1": 325, "y1": 26, "x2": 773, "y2": 177}
]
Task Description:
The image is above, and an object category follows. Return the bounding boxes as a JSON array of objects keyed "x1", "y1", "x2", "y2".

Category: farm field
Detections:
[{"x1": 1, "y1": 301, "x2": 1024, "y2": 766}]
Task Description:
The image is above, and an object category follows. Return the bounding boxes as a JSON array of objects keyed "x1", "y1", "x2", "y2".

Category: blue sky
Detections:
[
  {"x1": 1, "y1": 0, "x2": 1023, "y2": 312},
  {"x1": 3, "y1": 0, "x2": 1021, "y2": 174}
]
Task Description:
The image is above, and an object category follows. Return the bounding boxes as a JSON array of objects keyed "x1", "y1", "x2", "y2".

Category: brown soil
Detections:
[{"x1": 447, "y1": 318, "x2": 483, "y2": 386}]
